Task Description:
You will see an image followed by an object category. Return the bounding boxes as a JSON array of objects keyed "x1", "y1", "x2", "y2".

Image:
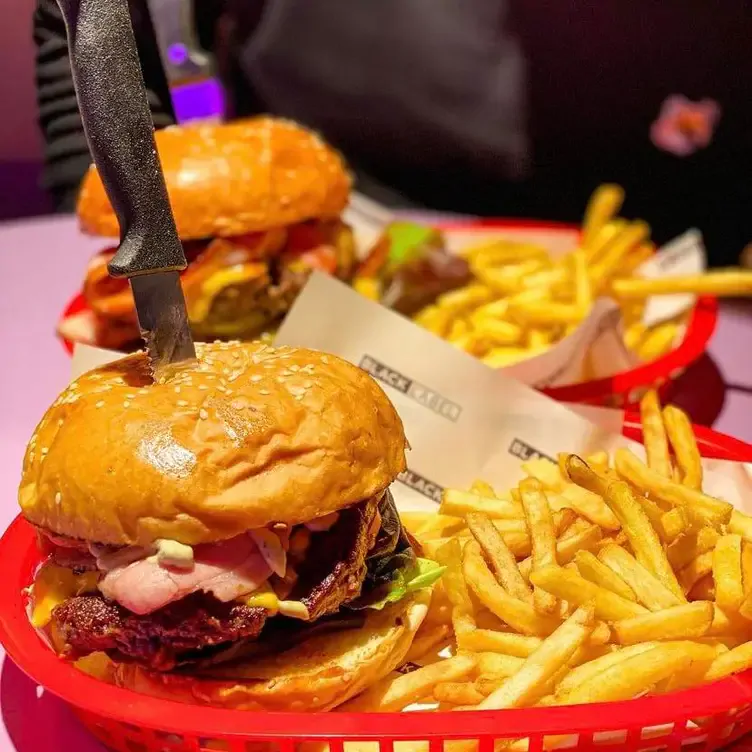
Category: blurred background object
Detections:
[{"x1": 2, "y1": 0, "x2": 751, "y2": 269}]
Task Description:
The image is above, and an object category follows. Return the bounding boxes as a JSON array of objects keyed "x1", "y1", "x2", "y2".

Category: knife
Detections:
[{"x1": 55, "y1": 0, "x2": 196, "y2": 378}]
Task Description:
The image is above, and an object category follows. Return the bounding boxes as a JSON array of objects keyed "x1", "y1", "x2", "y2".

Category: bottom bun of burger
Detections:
[{"x1": 112, "y1": 590, "x2": 429, "y2": 712}]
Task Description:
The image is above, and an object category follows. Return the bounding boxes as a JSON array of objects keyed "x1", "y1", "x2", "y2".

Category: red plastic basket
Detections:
[{"x1": 2, "y1": 422, "x2": 752, "y2": 752}]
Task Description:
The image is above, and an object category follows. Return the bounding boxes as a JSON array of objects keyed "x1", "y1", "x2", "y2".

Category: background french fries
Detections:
[
  {"x1": 384, "y1": 390, "x2": 752, "y2": 717},
  {"x1": 411, "y1": 184, "x2": 752, "y2": 369}
]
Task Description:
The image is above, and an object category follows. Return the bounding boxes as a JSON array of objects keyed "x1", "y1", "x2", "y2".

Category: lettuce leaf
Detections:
[{"x1": 356, "y1": 558, "x2": 445, "y2": 611}]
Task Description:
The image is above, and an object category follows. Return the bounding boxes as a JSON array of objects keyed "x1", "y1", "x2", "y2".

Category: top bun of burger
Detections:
[
  {"x1": 20, "y1": 342, "x2": 406, "y2": 546},
  {"x1": 76, "y1": 117, "x2": 352, "y2": 240}
]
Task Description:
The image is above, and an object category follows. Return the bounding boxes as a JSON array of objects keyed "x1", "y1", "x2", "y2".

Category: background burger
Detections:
[
  {"x1": 20, "y1": 341, "x2": 442, "y2": 710},
  {"x1": 59, "y1": 118, "x2": 356, "y2": 350}
]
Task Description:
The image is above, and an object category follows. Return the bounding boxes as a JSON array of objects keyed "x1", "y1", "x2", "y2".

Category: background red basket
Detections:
[
  {"x1": 1, "y1": 420, "x2": 752, "y2": 752},
  {"x1": 58, "y1": 220, "x2": 718, "y2": 410},
  {"x1": 434, "y1": 219, "x2": 719, "y2": 409}
]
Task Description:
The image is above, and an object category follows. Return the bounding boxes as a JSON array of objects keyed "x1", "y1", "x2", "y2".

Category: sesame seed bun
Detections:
[
  {"x1": 76, "y1": 117, "x2": 352, "y2": 240},
  {"x1": 19, "y1": 342, "x2": 407, "y2": 546},
  {"x1": 112, "y1": 590, "x2": 429, "y2": 712}
]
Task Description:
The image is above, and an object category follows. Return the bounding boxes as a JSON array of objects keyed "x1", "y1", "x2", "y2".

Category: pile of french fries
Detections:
[
  {"x1": 348, "y1": 391, "x2": 752, "y2": 716},
  {"x1": 413, "y1": 185, "x2": 752, "y2": 368}
]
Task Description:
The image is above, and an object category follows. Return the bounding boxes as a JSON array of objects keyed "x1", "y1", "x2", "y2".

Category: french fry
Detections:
[
  {"x1": 405, "y1": 624, "x2": 453, "y2": 664},
  {"x1": 713, "y1": 534, "x2": 745, "y2": 612},
  {"x1": 678, "y1": 551, "x2": 714, "y2": 593},
  {"x1": 572, "y1": 250, "x2": 592, "y2": 315},
  {"x1": 476, "y1": 652, "x2": 526, "y2": 678},
  {"x1": 729, "y1": 510, "x2": 752, "y2": 543},
  {"x1": 457, "y1": 629, "x2": 542, "y2": 657},
  {"x1": 435, "y1": 539, "x2": 476, "y2": 636},
  {"x1": 575, "y1": 550, "x2": 636, "y2": 601},
  {"x1": 467, "y1": 513, "x2": 532, "y2": 603},
  {"x1": 522, "y1": 458, "x2": 565, "y2": 492},
  {"x1": 581, "y1": 184, "x2": 625, "y2": 249},
  {"x1": 657, "y1": 507, "x2": 689, "y2": 543},
  {"x1": 704, "y1": 641, "x2": 752, "y2": 682},
  {"x1": 478, "y1": 605, "x2": 595, "y2": 710},
  {"x1": 591, "y1": 221, "x2": 650, "y2": 288},
  {"x1": 470, "y1": 479, "x2": 497, "y2": 498},
  {"x1": 600, "y1": 473, "x2": 686, "y2": 601},
  {"x1": 519, "y1": 479, "x2": 559, "y2": 614},
  {"x1": 417, "y1": 514, "x2": 467, "y2": 541},
  {"x1": 559, "y1": 483, "x2": 620, "y2": 531},
  {"x1": 611, "y1": 270, "x2": 752, "y2": 300},
  {"x1": 463, "y1": 542, "x2": 561, "y2": 636},
  {"x1": 636, "y1": 322, "x2": 679, "y2": 362},
  {"x1": 530, "y1": 566, "x2": 647, "y2": 621},
  {"x1": 563, "y1": 454, "x2": 609, "y2": 497},
  {"x1": 614, "y1": 448, "x2": 733, "y2": 526},
  {"x1": 663, "y1": 405, "x2": 703, "y2": 490},
  {"x1": 518, "y1": 522, "x2": 603, "y2": 579},
  {"x1": 639, "y1": 390, "x2": 672, "y2": 478},
  {"x1": 642, "y1": 498, "x2": 691, "y2": 543},
  {"x1": 598, "y1": 544, "x2": 683, "y2": 610},
  {"x1": 667, "y1": 527, "x2": 720, "y2": 571},
  {"x1": 440, "y1": 489, "x2": 520, "y2": 520},
  {"x1": 433, "y1": 682, "x2": 486, "y2": 706},
  {"x1": 561, "y1": 642, "x2": 717, "y2": 704},
  {"x1": 612, "y1": 602, "x2": 714, "y2": 645},
  {"x1": 554, "y1": 642, "x2": 659, "y2": 697},
  {"x1": 739, "y1": 543, "x2": 752, "y2": 620},
  {"x1": 342, "y1": 655, "x2": 477, "y2": 712},
  {"x1": 689, "y1": 574, "x2": 715, "y2": 602}
]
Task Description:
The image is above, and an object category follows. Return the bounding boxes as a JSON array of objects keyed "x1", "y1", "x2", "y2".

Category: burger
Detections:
[
  {"x1": 20, "y1": 341, "x2": 442, "y2": 710},
  {"x1": 59, "y1": 118, "x2": 356, "y2": 350}
]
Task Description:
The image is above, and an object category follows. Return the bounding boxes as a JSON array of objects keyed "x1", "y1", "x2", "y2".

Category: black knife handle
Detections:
[{"x1": 56, "y1": 0, "x2": 187, "y2": 278}]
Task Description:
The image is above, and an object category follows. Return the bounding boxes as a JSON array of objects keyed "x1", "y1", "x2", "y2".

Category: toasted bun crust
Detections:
[
  {"x1": 112, "y1": 591, "x2": 428, "y2": 712},
  {"x1": 77, "y1": 117, "x2": 352, "y2": 240},
  {"x1": 19, "y1": 342, "x2": 406, "y2": 545}
]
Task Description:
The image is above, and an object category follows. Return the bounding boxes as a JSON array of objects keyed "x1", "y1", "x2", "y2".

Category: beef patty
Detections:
[{"x1": 50, "y1": 495, "x2": 381, "y2": 671}]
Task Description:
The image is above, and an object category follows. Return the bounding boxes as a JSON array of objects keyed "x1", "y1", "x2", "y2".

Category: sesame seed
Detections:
[
  {"x1": 259, "y1": 389, "x2": 270, "y2": 395},
  {"x1": 303, "y1": 380, "x2": 313, "y2": 388},
  {"x1": 174, "y1": 386, "x2": 181, "y2": 393},
  {"x1": 55, "y1": 492, "x2": 62, "y2": 505},
  {"x1": 123, "y1": 401, "x2": 130, "y2": 408},
  {"x1": 127, "y1": 394, "x2": 135, "y2": 399},
  {"x1": 276, "y1": 377, "x2": 286, "y2": 384},
  {"x1": 177, "y1": 400, "x2": 188, "y2": 407},
  {"x1": 58, "y1": 419, "x2": 64, "y2": 427},
  {"x1": 289, "y1": 365, "x2": 300, "y2": 372},
  {"x1": 199, "y1": 409, "x2": 208, "y2": 420},
  {"x1": 295, "y1": 394, "x2": 304, "y2": 401},
  {"x1": 96, "y1": 401, "x2": 105, "y2": 408},
  {"x1": 321, "y1": 356, "x2": 329, "y2": 364},
  {"x1": 250, "y1": 375, "x2": 262, "y2": 383},
  {"x1": 288, "y1": 386, "x2": 305, "y2": 396},
  {"x1": 41, "y1": 448, "x2": 48, "y2": 455},
  {"x1": 217, "y1": 385, "x2": 227, "y2": 393},
  {"x1": 199, "y1": 385, "x2": 209, "y2": 391}
]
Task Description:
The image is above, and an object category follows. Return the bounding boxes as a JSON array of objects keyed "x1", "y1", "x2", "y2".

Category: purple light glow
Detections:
[
  {"x1": 171, "y1": 78, "x2": 226, "y2": 124},
  {"x1": 167, "y1": 43, "x2": 189, "y2": 66}
]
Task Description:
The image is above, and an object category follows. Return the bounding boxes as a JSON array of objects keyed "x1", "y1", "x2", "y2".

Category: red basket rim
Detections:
[{"x1": 2, "y1": 422, "x2": 752, "y2": 740}]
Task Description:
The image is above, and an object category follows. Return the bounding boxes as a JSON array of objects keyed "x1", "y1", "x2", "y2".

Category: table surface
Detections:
[{"x1": 1, "y1": 215, "x2": 752, "y2": 751}]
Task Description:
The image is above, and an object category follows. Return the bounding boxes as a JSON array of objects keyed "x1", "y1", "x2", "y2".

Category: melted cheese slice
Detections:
[{"x1": 30, "y1": 562, "x2": 99, "y2": 628}]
